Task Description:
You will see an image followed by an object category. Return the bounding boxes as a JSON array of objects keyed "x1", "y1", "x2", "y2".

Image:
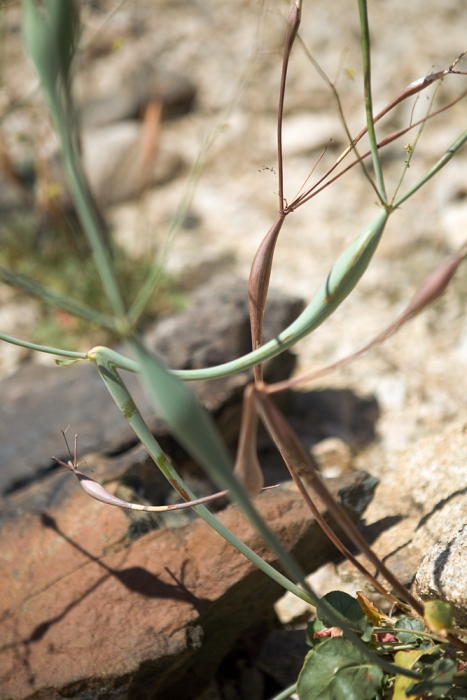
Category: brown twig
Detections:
[
  {"x1": 252, "y1": 388, "x2": 424, "y2": 614},
  {"x1": 289, "y1": 49, "x2": 467, "y2": 211},
  {"x1": 233, "y1": 384, "x2": 264, "y2": 495},
  {"x1": 277, "y1": 0, "x2": 301, "y2": 211}
]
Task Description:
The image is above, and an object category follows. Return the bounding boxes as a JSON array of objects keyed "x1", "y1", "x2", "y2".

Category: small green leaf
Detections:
[
  {"x1": 394, "y1": 617, "x2": 426, "y2": 645},
  {"x1": 55, "y1": 358, "x2": 83, "y2": 366},
  {"x1": 317, "y1": 591, "x2": 373, "y2": 640},
  {"x1": 424, "y1": 600, "x2": 454, "y2": 635},
  {"x1": 406, "y1": 657, "x2": 457, "y2": 698},
  {"x1": 297, "y1": 637, "x2": 383, "y2": 700}
]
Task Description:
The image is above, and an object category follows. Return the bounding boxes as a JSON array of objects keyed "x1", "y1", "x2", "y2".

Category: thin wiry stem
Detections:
[
  {"x1": 357, "y1": 0, "x2": 386, "y2": 203},
  {"x1": 390, "y1": 80, "x2": 443, "y2": 204},
  {"x1": 253, "y1": 390, "x2": 423, "y2": 615},
  {"x1": 394, "y1": 128, "x2": 467, "y2": 207},
  {"x1": 280, "y1": 459, "x2": 407, "y2": 609},
  {"x1": 293, "y1": 34, "x2": 377, "y2": 203},
  {"x1": 277, "y1": 1, "x2": 301, "y2": 210},
  {"x1": 0, "y1": 331, "x2": 87, "y2": 360},
  {"x1": 289, "y1": 87, "x2": 467, "y2": 210}
]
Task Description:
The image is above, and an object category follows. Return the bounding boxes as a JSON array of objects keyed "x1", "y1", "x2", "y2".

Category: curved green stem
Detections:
[
  {"x1": 89, "y1": 347, "x2": 313, "y2": 605},
  {"x1": 88, "y1": 208, "x2": 389, "y2": 379},
  {"x1": 88, "y1": 343, "x2": 422, "y2": 682},
  {"x1": 0, "y1": 331, "x2": 87, "y2": 360},
  {"x1": 271, "y1": 683, "x2": 297, "y2": 700}
]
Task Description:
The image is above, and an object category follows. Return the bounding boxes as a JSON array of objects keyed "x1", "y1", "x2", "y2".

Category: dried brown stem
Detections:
[
  {"x1": 277, "y1": 1, "x2": 301, "y2": 210},
  {"x1": 252, "y1": 389, "x2": 423, "y2": 614},
  {"x1": 287, "y1": 87, "x2": 467, "y2": 209},
  {"x1": 288, "y1": 50, "x2": 467, "y2": 211},
  {"x1": 233, "y1": 384, "x2": 264, "y2": 495},
  {"x1": 248, "y1": 212, "x2": 286, "y2": 382},
  {"x1": 272, "y1": 440, "x2": 409, "y2": 610}
]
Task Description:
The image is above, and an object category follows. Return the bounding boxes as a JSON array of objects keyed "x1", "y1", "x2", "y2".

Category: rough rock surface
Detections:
[
  {"x1": 0, "y1": 471, "x2": 377, "y2": 700},
  {"x1": 336, "y1": 421, "x2": 467, "y2": 610},
  {"x1": 415, "y1": 524, "x2": 467, "y2": 627},
  {"x1": 0, "y1": 276, "x2": 302, "y2": 496}
]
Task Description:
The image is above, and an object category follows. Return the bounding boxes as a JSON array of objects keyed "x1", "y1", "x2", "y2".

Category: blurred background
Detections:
[{"x1": 0, "y1": 0, "x2": 467, "y2": 460}]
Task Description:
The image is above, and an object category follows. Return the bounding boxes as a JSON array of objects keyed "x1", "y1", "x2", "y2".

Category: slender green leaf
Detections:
[
  {"x1": 297, "y1": 637, "x2": 383, "y2": 700},
  {"x1": 357, "y1": 0, "x2": 386, "y2": 201},
  {"x1": 88, "y1": 345, "x2": 315, "y2": 605},
  {"x1": 0, "y1": 330, "x2": 86, "y2": 360},
  {"x1": 0, "y1": 264, "x2": 118, "y2": 332},
  {"x1": 24, "y1": 0, "x2": 128, "y2": 322},
  {"x1": 23, "y1": 0, "x2": 78, "y2": 98}
]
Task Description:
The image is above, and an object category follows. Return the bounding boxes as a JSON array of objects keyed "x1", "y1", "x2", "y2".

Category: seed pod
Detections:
[{"x1": 248, "y1": 213, "x2": 286, "y2": 381}]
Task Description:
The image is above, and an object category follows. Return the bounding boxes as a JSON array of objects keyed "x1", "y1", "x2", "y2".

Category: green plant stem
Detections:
[
  {"x1": 357, "y1": 0, "x2": 386, "y2": 203},
  {"x1": 0, "y1": 264, "x2": 118, "y2": 332},
  {"x1": 390, "y1": 81, "x2": 442, "y2": 204},
  {"x1": 374, "y1": 627, "x2": 449, "y2": 645},
  {"x1": 88, "y1": 347, "x2": 313, "y2": 605},
  {"x1": 53, "y1": 104, "x2": 128, "y2": 327},
  {"x1": 0, "y1": 331, "x2": 87, "y2": 359},
  {"x1": 394, "y1": 128, "x2": 467, "y2": 207},
  {"x1": 87, "y1": 208, "x2": 389, "y2": 379},
  {"x1": 271, "y1": 683, "x2": 297, "y2": 700},
  {"x1": 88, "y1": 344, "x2": 422, "y2": 682}
]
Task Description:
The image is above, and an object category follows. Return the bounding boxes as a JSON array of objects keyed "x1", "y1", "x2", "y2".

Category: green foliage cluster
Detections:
[{"x1": 296, "y1": 592, "x2": 467, "y2": 700}]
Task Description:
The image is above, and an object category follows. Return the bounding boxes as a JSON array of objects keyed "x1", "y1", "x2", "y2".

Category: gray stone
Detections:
[
  {"x1": 415, "y1": 524, "x2": 467, "y2": 627},
  {"x1": 337, "y1": 421, "x2": 467, "y2": 599},
  {"x1": 80, "y1": 121, "x2": 184, "y2": 206},
  {"x1": 0, "y1": 276, "x2": 302, "y2": 496},
  {"x1": 78, "y1": 70, "x2": 196, "y2": 129}
]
